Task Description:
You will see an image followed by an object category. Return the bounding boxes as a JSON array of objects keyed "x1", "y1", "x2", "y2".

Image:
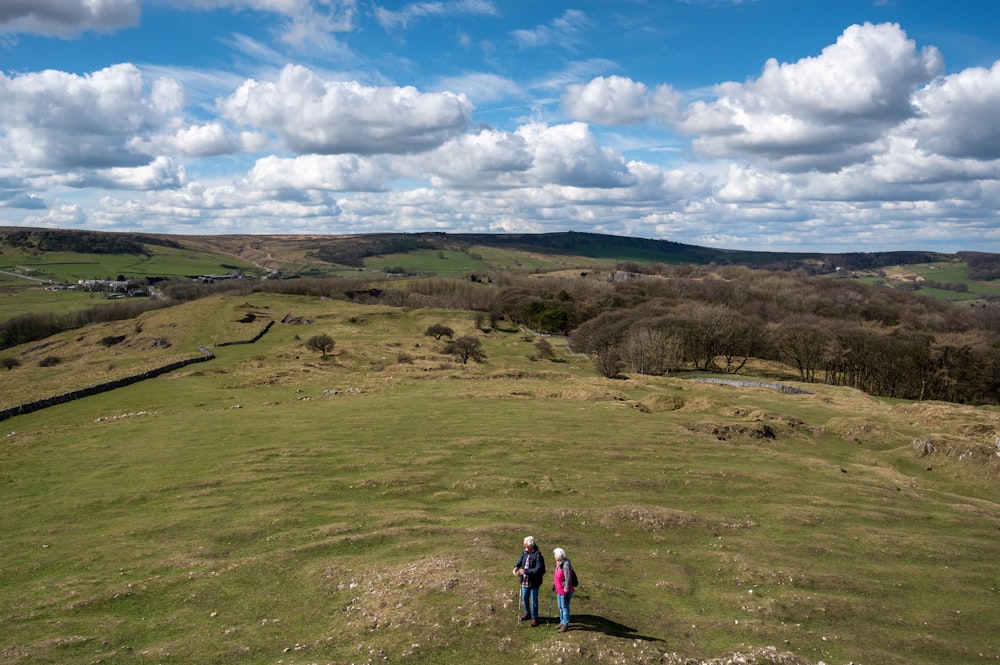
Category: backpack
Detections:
[{"x1": 564, "y1": 561, "x2": 579, "y2": 587}]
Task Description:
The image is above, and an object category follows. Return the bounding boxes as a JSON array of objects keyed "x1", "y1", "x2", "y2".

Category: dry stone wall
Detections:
[{"x1": 0, "y1": 321, "x2": 274, "y2": 422}]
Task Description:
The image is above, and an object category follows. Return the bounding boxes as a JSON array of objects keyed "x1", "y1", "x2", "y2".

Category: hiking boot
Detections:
[
  {"x1": 530, "y1": 618, "x2": 539, "y2": 627},
  {"x1": 519, "y1": 613, "x2": 530, "y2": 621},
  {"x1": 557, "y1": 623, "x2": 568, "y2": 632}
]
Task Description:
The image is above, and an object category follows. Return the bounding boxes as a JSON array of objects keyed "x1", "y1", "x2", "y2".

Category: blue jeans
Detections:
[
  {"x1": 557, "y1": 591, "x2": 574, "y2": 625},
  {"x1": 521, "y1": 586, "x2": 539, "y2": 617}
]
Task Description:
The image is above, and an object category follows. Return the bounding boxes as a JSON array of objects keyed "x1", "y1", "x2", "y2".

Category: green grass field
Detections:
[
  {"x1": 361, "y1": 245, "x2": 605, "y2": 275},
  {"x1": 0, "y1": 286, "x2": 130, "y2": 324},
  {"x1": 1, "y1": 294, "x2": 998, "y2": 665},
  {"x1": 879, "y1": 262, "x2": 1000, "y2": 300},
  {"x1": 0, "y1": 244, "x2": 263, "y2": 284},
  {"x1": 363, "y1": 248, "x2": 493, "y2": 276}
]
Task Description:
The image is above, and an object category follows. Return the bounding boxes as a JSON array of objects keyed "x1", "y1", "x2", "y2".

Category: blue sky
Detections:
[{"x1": 2, "y1": 1, "x2": 1000, "y2": 252}]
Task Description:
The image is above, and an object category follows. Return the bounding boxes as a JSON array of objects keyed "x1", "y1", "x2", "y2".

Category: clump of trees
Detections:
[
  {"x1": 961, "y1": 252, "x2": 1000, "y2": 281},
  {"x1": 556, "y1": 266, "x2": 1000, "y2": 404}
]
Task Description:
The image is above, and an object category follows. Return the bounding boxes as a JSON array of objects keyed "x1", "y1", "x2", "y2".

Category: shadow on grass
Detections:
[{"x1": 555, "y1": 614, "x2": 664, "y2": 642}]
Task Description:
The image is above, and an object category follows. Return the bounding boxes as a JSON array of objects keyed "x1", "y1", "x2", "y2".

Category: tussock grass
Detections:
[{"x1": 1, "y1": 294, "x2": 998, "y2": 664}]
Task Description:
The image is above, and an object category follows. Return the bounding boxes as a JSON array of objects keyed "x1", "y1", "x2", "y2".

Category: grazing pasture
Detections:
[{"x1": 1, "y1": 294, "x2": 998, "y2": 665}]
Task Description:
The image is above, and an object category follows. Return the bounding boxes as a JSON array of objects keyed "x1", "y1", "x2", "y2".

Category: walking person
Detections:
[
  {"x1": 552, "y1": 547, "x2": 576, "y2": 632},
  {"x1": 512, "y1": 536, "x2": 546, "y2": 627}
]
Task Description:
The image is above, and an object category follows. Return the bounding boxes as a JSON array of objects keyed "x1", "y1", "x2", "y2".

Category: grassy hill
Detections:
[{"x1": 1, "y1": 292, "x2": 998, "y2": 665}]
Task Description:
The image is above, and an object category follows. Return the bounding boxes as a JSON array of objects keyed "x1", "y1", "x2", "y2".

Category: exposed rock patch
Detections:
[{"x1": 692, "y1": 422, "x2": 778, "y2": 441}]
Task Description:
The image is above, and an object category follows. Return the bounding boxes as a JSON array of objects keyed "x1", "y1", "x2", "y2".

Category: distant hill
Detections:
[
  {"x1": 178, "y1": 229, "x2": 956, "y2": 274},
  {"x1": 2, "y1": 226, "x2": 991, "y2": 307},
  {"x1": 0, "y1": 226, "x2": 965, "y2": 276}
]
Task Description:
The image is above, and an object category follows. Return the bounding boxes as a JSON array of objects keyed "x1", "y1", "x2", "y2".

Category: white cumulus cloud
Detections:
[
  {"x1": 52, "y1": 156, "x2": 187, "y2": 190},
  {"x1": 678, "y1": 22, "x2": 943, "y2": 171},
  {"x1": 423, "y1": 128, "x2": 533, "y2": 188},
  {"x1": 170, "y1": 122, "x2": 239, "y2": 157},
  {"x1": 246, "y1": 154, "x2": 388, "y2": 192},
  {"x1": 0, "y1": 64, "x2": 183, "y2": 170},
  {"x1": 518, "y1": 122, "x2": 636, "y2": 188},
  {"x1": 563, "y1": 75, "x2": 682, "y2": 125},
  {"x1": 221, "y1": 64, "x2": 472, "y2": 155},
  {"x1": 908, "y1": 60, "x2": 1000, "y2": 160}
]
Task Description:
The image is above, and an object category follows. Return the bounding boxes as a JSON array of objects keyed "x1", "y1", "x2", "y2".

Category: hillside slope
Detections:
[{"x1": 1, "y1": 293, "x2": 997, "y2": 665}]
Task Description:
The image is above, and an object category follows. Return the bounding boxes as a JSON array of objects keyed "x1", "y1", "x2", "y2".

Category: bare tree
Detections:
[
  {"x1": 621, "y1": 326, "x2": 673, "y2": 375},
  {"x1": 672, "y1": 303, "x2": 730, "y2": 371},
  {"x1": 717, "y1": 311, "x2": 767, "y2": 374},
  {"x1": 776, "y1": 319, "x2": 828, "y2": 382},
  {"x1": 443, "y1": 336, "x2": 486, "y2": 364},
  {"x1": 594, "y1": 346, "x2": 624, "y2": 379},
  {"x1": 306, "y1": 333, "x2": 336, "y2": 358},
  {"x1": 424, "y1": 323, "x2": 454, "y2": 340}
]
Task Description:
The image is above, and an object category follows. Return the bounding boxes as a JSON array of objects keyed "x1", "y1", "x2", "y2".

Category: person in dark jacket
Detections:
[{"x1": 512, "y1": 535, "x2": 546, "y2": 626}]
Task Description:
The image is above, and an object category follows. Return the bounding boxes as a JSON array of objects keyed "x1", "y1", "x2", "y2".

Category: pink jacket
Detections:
[{"x1": 554, "y1": 560, "x2": 575, "y2": 595}]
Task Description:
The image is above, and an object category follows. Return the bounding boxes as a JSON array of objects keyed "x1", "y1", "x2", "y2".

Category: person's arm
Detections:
[{"x1": 513, "y1": 551, "x2": 527, "y2": 576}]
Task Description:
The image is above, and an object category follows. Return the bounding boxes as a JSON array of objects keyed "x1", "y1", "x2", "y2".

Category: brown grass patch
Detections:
[
  {"x1": 321, "y1": 552, "x2": 504, "y2": 649},
  {"x1": 677, "y1": 396, "x2": 714, "y2": 412},
  {"x1": 543, "y1": 389, "x2": 629, "y2": 401},
  {"x1": 825, "y1": 418, "x2": 891, "y2": 446},
  {"x1": 637, "y1": 394, "x2": 686, "y2": 412},
  {"x1": 485, "y1": 369, "x2": 573, "y2": 381},
  {"x1": 602, "y1": 504, "x2": 703, "y2": 532}
]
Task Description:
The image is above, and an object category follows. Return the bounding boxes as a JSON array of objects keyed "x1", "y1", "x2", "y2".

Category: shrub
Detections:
[
  {"x1": 306, "y1": 334, "x2": 336, "y2": 358},
  {"x1": 593, "y1": 347, "x2": 623, "y2": 379},
  {"x1": 443, "y1": 336, "x2": 485, "y2": 364},
  {"x1": 533, "y1": 338, "x2": 556, "y2": 361},
  {"x1": 425, "y1": 323, "x2": 454, "y2": 340},
  {"x1": 99, "y1": 335, "x2": 127, "y2": 347}
]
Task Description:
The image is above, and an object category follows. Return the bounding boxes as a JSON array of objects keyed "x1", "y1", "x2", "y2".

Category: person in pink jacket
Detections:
[{"x1": 552, "y1": 547, "x2": 576, "y2": 632}]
